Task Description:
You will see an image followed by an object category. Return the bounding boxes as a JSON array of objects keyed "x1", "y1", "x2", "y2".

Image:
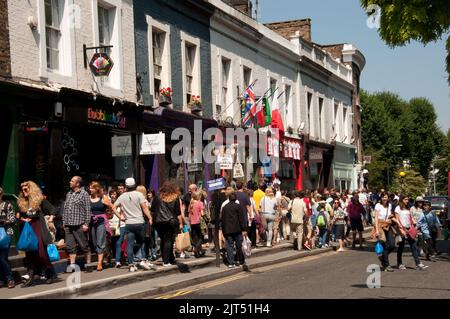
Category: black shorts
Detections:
[
  {"x1": 335, "y1": 224, "x2": 345, "y2": 240},
  {"x1": 350, "y1": 218, "x2": 364, "y2": 232},
  {"x1": 65, "y1": 225, "x2": 90, "y2": 254}
]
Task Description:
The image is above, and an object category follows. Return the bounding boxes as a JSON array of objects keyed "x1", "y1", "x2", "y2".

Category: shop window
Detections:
[
  {"x1": 318, "y1": 97, "x2": 324, "y2": 140},
  {"x1": 307, "y1": 92, "x2": 313, "y2": 137},
  {"x1": 243, "y1": 66, "x2": 252, "y2": 88}
]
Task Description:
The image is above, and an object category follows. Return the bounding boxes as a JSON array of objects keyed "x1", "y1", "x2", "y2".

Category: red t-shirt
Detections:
[{"x1": 303, "y1": 197, "x2": 312, "y2": 217}]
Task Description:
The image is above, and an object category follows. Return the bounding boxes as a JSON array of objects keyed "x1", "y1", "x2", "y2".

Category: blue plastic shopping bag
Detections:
[
  {"x1": 0, "y1": 227, "x2": 10, "y2": 249},
  {"x1": 375, "y1": 240, "x2": 384, "y2": 256},
  {"x1": 46, "y1": 244, "x2": 60, "y2": 262},
  {"x1": 17, "y1": 222, "x2": 39, "y2": 251}
]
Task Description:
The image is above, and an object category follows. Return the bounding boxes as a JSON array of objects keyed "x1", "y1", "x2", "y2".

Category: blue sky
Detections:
[{"x1": 259, "y1": 0, "x2": 450, "y2": 132}]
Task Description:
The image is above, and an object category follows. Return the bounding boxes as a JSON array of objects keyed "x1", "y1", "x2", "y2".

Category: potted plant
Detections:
[
  {"x1": 159, "y1": 87, "x2": 172, "y2": 106},
  {"x1": 188, "y1": 95, "x2": 202, "y2": 112}
]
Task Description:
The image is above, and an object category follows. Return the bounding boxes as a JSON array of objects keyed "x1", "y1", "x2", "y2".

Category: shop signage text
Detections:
[
  {"x1": 140, "y1": 132, "x2": 165, "y2": 155},
  {"x1": 217, "y1": 155, "x2": 233, "y2": 170},
  {"x1": 111, "y1": 135, "x2": 132, "y2": 157},
  {"x1": 207, "y1": 178, "x2": 226, "y2": 191},
  {"x1": 309, "y1": 150, "x2": 323, "y2": 161},
  {"x1": 88, "y1": 108, "x2": 127, "y2": 129}
]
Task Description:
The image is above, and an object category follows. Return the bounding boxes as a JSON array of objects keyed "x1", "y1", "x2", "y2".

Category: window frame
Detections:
[{"x1": 180, "y1": 31, "x2": 201, "y2": 111}]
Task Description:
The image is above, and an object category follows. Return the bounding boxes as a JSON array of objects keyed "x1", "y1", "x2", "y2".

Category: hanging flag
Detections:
[
  {"x1": 256, "y1": 98, "x2": 265, "y2": 126},
  {"x1": 263, "y1": 97, "x2": 272, "y2": 126},
  {"x1": 270, "y1": 93, "x2": 285, "y2": 133},
  {"x1": 242, "y1": 83, "x2": 256, "y2": 126}
]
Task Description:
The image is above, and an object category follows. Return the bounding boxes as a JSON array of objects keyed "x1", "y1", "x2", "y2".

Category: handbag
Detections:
[
  {"x1": 47, "y1": 244, "x2": 60, "y2": 262},
  {"x1": 176, "y1": 232, "x2": 192, "y2": 252},
  {"x1": 375, "y1": 240, "x2": 384, "y2": 256},
  {"x1": 17, "y1": 222, "x2": 39, "y2": 252},
  {"x1": 0, "y1": 227, "x2": 10, "y2": 249},
  {"x1": 242, "y1": 235, "x2": 252, "y2": 257},
  {"x1": 407, "y1": 214, "x2": 418, "y2": 239}
]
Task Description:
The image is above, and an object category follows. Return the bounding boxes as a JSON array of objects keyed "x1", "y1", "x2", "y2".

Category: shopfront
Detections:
[
  {"x1": 142, "y1": 107, "x2": 218, "y2": 193},
  {"x1": 333, "y1": 142, "x2": 357, "y2": 192},
  {"x1": 278, "y1": 136, "x2": 302, "y2": 191},
  {"x1": 303, "y1": 140, "x2": 334, "y2": 191}
]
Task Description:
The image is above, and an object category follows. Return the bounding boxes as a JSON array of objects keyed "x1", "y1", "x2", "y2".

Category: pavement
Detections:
[
  {"x1": 1, "y1": 227, "x2": 374, "y2": 299},
  {"x1": 161, "y1": 239, "x2": 450, "y2": 299}
]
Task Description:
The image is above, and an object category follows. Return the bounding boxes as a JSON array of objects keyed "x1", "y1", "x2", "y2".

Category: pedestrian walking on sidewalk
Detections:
[
  {"x1": 113, "y1": 178, "x2": 154, "y2": 272},
  {"x1": 63, "y1": 176, "x2": 93, "y2": 273},
  {"x1": 332, "y1": 199, "x2": 346, "y2": 252},
  {"x1": 88, "y1": 181, "x2": 115, "y2": 271},
  {"x1": 288, "y1": 191, "x2": 306, "y2": 250},
  {"x1": 373, "y1": 193, "x2": 395, "y2": 272},
  {"x1": 247, "y1": 189, "x2": 258, "y2": 248},
  {"x1": 189, "y1": 191, "x2": 206, "y2": 258},
  {"x1": 0, "y1": 187, "x2": 16, "y2": 288},
  {"x1": 347, "y1": 193, "x2": 365, "y2": 249},
  {"x1": 18, "y1": 181, "x2": 57, "y2": 287},
  {"x1": 394, "y1": 195, "x2": 428, "y2": 271},
  {"x1": 220, "y1": 192, "x2": 248, "y2": 267},
  {"x1": 417, "y1": 200, "x2": 441, "y2": 262},
  {"x1": 152, "y1": 181, "x2": 183, "y2": 266},
  {"x1": 109, "y1": 189, "x2": 126, "y2": 268},
  {"x1": 279, "y1": 191, "x2": 291, "y2": 241},
  {"x1": 260, "y1": 187, "x2": 278, "y2": 247}
]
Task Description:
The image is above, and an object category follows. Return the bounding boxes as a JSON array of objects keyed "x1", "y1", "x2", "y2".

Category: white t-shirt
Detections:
[
  {"x1": 375, "y1": 203, "x2": 391, "y2": 221},
  {"x1": 115, "y1": 191, "x2": 146, "y2": 225},
  {"x1": 395, "y1": 206, "x2": 412, "y2": 228}
]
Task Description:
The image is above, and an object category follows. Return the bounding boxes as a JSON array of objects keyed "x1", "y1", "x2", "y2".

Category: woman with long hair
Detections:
[
  {"x1": 395, "y1": 195, "x2": 428, "y2": 270},
  {"x1": 17, "y1": 181, "x2": 56, "y2": 287},
  {"x1": 189, "y1": 191, "x2": 206, "y2": 258},
  {"x1": 260, "y1": 187, "x2": 278, "y2": 247},
  {"x1": 88, "y1": 181, "x2": 114, "y2": 271},
  {"x1": 374, "y1": 192, "x2": 395, "y2": 272},
  {"x1": 151, "y1": 181, "x2": 183, "y2": 266}
]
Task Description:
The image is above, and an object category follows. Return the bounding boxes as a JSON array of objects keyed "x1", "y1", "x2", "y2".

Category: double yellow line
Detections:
[{"x1": 155, "y1": 273, "x2": 250, "y2": 299}]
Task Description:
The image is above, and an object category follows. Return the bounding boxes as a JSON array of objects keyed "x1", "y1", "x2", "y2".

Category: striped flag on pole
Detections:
[{"x1": 242, "y1": 83, "x2": 256, "y2": 126}]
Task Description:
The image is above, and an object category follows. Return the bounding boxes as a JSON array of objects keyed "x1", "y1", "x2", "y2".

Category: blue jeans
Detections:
[
  {"x1": 319, "y1": 227, "x2": 328, "y2": 246},
  {"x1": 0, "y1": 235, "x2": 12, "y2": 283},
  {"x1": 125, "y1": 224, "x2": 145, "y2": 265},
  {"x1": 114, "y1": 227, "x2": 126, "y2": 263},
  {"x1": 150, "y1": 228, "x2": 159, "y2": 258},
  {"x1": 225, "y1": 233, "x2": 244, "y2": 265}
]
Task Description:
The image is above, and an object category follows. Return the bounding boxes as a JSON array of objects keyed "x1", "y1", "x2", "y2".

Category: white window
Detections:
[
  {"x1": 334, "y1": 101, "x2": 341, "y2": 141},
  {"x1": 343, "y1": 105, "x2": 349, "y2": 142},
  {"x1": 221, "y1": 57, "x2": 231, "y2": 109},
  {"x1": 243, "y1": 66, "x2": 252, "y2": 88},
  {"x1": 45, "y1": 0, "x2": 62, "y2": 71},
  {"x1": 92, "y1": 0, "x2": 123, "y2": 91},
  {"x1": 307, "y1": 92, "x2": 313, "y2": 137},
  {"x1": 270, "y1": 78, "x2": 277, "y2": 104},
  {"x1": 284, "y1": 85, "x2": 291, "y2": 127},
  {"x1": 181, "y1": 32, "x2": 200, "y2": 110},
  {"x1": 318, "y1": 97, "x2": 324, "y2": 140},
  {"x1": 147, "y1": 16, "x2": 171, "y2": 107}
]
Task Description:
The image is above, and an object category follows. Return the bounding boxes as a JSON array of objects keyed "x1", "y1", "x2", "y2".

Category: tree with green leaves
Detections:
[
  {"x1": 390, "y1": 169, "x2": 427, "y2": 197},
  {"x1": 360, "y1": 90, "x2": 445, "y2": 191},
  {"x1": 361, "y1": 0, "x2": 450, "y2": 85},
  {"x1": 434, "y1": 129, "x2": 450, "y2": 195}
]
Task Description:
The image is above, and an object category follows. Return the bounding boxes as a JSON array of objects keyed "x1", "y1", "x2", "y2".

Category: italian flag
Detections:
[
  {"x1": 270, "y1": 96, "x2": 285, "y2": 133},
  {"x1": 256, "y1": 98, "x2": 266, "y2": 126}
]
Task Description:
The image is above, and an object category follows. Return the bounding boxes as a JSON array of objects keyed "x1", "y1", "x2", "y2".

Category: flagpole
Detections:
[{"x1": 220, "y1": 79, "x2": 259, "y2": 118}]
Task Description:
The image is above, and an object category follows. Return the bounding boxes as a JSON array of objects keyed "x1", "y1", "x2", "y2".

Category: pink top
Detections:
[{"x1": 189, "y1": 200, "x2": 203, "y2": 225}]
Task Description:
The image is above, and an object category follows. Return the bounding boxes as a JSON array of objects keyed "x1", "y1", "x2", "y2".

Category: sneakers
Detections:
[
  {"x1": 416, "y1": 263, "x2": 428, "y2": 271},
  {"x1": 139, "y1": 260, "x2": 152, "y2": 270},
  {"x1": 228, "y1": 264, "x2": 235, "y2": 268},
  {"x1": 162, "y1": 263, "x2": 172, "y2": 267},
  {"x1": 115, "y1": 262, "x2": 122, "y2": 268},
  {"x1": 383, "y1": 266, "x2": 395, "y2": 272},
  {"x1": 398, "y1": 264, "x2": 407, "y2": 270},
  {"x1": 7, "y1": 280, "x2": 15, "y2": 289},
  {"x1": 266, "y1": 242, "x2": 272, "y2": 247},
  {"x1": 129, "y1": 265, "x2": 138, "y2": 272}
]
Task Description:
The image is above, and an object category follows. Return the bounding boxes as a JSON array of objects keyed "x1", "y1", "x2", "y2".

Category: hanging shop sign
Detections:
[
  {"x1": 89, "y1": 52, "x2": 114, "y2": 76},
  {"x1": 281, "y1": 138, "x2": 302, "y2": 160},
  {"x1": 309, "y1": 149, "x2": 323, "y2": 161},
  {"x1": 233, "y1": 162, "x2": 244, "y2": 179},
  {"x1": 111, "y1": 135, "x2": 132, "y2": 157},
  {"x1": 206, "y1": 178, "x2": 226, "y2": 191},
  {"x1": 87, "y1": 108, "x2": 127, "y2": 129},
  {"x1": 187, "y1": 163, "x2": 202, "y2": 172},
  {"x1": 140, "y1": 132, "x2": 165, "y2": 155},
  {"x1": 217, "y1": 154, "x2": 233, "y2": 170}
]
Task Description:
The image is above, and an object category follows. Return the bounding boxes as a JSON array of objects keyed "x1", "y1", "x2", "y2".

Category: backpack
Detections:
[{"x1": 317, "y1": 212, "x2": 326, "y2": 228}]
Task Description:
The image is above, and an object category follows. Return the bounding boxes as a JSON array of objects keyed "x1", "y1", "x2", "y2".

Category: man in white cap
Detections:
[{"x1": 113, "y1": 177, "x2": 154, "y2": 272}]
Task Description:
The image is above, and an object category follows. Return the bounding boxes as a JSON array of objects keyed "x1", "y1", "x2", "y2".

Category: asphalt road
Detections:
[{"x1": 154, "y1": 243, "x2": 450, "y2": 299}]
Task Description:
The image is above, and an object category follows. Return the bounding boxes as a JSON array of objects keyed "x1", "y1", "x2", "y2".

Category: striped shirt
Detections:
[{"x1": 63, "y1": 189, "x2": 91, "y2": 226}]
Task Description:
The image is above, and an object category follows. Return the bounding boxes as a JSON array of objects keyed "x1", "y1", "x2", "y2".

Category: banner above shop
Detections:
[
  {"x1": 140, "y1": 132, "x2": 165, "y2": 155},
  {"x1": 111, "y1": 135, "x2": 132, "y2": 157},
  {"x1": 187, "y1": 163, "x2": 202, "y2": 172}
]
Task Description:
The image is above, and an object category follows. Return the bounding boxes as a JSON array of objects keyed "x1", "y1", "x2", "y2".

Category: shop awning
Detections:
[{"x1": 143, "y1": 107, "x2": 218, "y2": 132}]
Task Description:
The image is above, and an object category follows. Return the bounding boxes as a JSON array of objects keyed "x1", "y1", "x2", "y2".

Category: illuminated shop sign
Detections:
[{"x1": 87, "y1": 107, "x2": 127, "y2": 129}]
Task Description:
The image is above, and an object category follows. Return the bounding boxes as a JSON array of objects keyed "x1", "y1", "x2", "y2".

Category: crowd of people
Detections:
[{"x1": 0, "y1": 178, "x2": 447, "y2": 289}]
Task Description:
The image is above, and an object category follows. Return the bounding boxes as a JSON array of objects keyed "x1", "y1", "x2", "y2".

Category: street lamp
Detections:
[{"x1": 399, "y1": 171, "x2": 406, "y2": 193}]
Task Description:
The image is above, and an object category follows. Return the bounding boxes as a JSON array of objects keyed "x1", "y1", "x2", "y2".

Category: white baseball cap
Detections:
[{"x1": 125, "y1": 177, "x2": 136, "y2": 187}]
